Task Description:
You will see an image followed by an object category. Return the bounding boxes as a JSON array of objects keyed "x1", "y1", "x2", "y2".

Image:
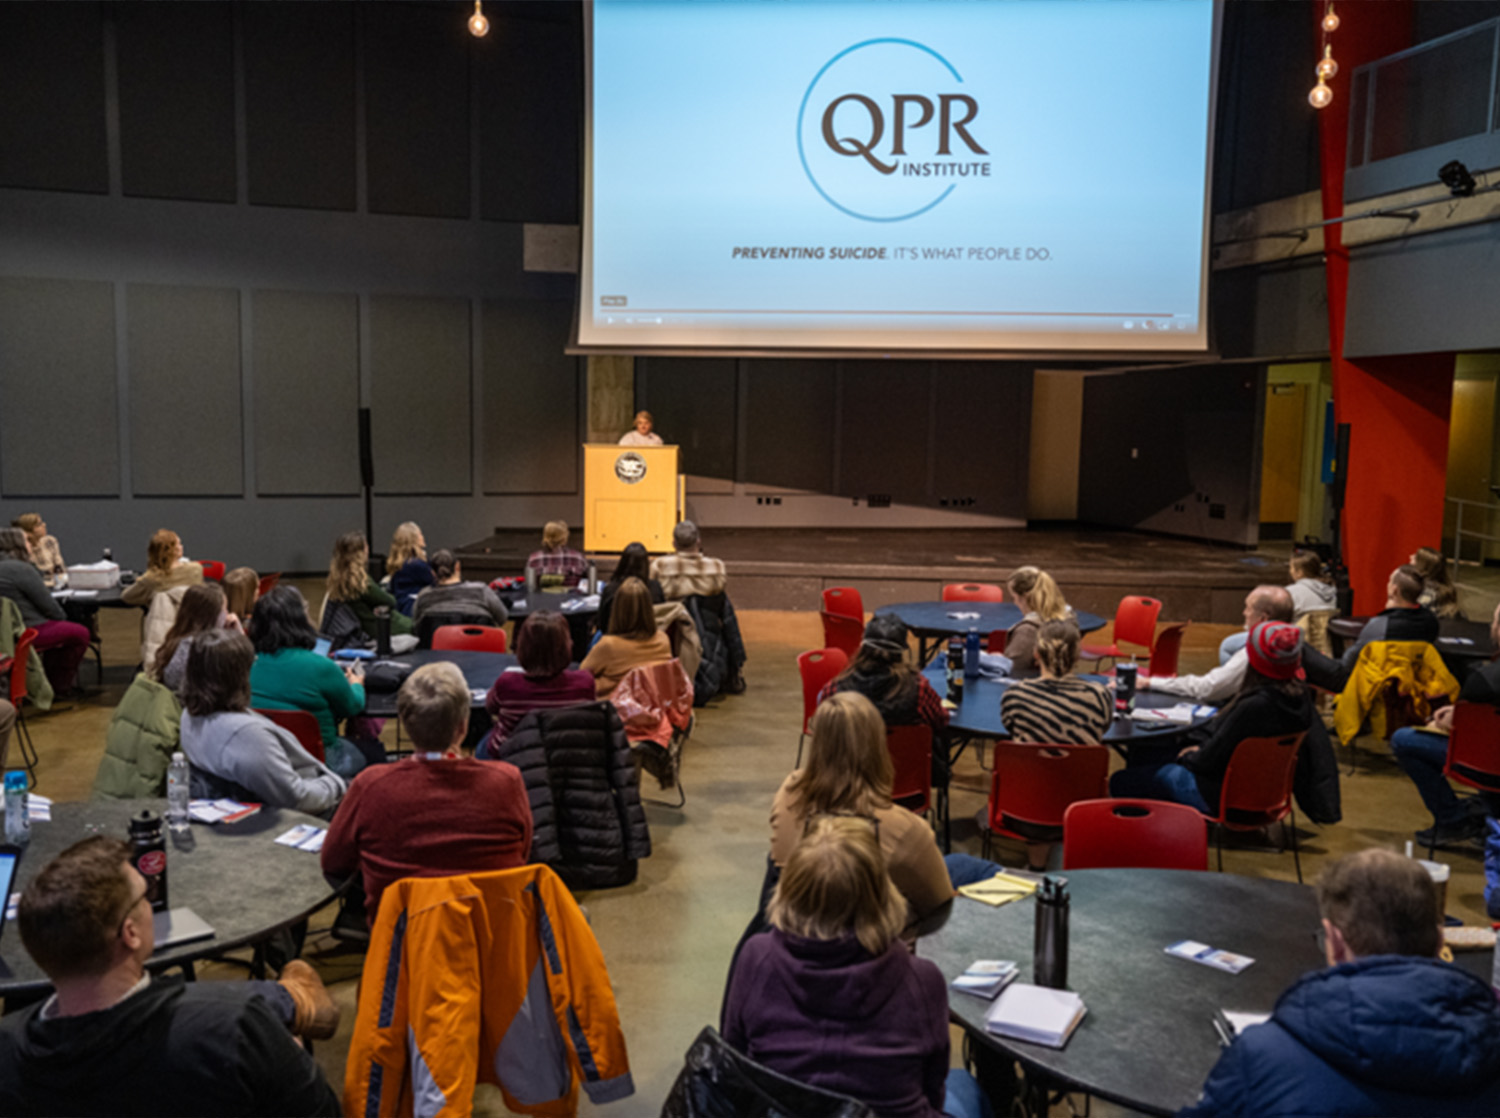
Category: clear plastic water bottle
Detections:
[
  {"x1": 4, "y1": 770, "x2": 30, "y2": 846},
  {"x1": 166, "y1": 752, "x2": 191, "y2": 836}
]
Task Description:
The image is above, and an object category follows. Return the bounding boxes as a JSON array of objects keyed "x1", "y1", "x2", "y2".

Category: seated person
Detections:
[
  {"x1": 180, "y1": 628, "x2": 346, "y2": 817},
  {"x1": 482, "y1": 609, "x2": 595, "y2": 753},
  {"x1": 725, "y1": 815, "x2": 991, "y2": 1118},
  {"x1": 651, "y1": 520, "x2": 726, "y2": 600},
  {"x1": 12, "y1": 513, "x2": 65, "y2": 588},
  {"x1": 0, "y1": 836, "x2": 341, "y2": 1117},
  {"x1": 1390, "y1": 601, "x2": 1500, "y2": 847},
  {"x1": 411, "y1": 548, "x2": 509, "y2": 632},
  {"x1": 325, "y1": 531, "x2": 412, "y2": 639},
  {"x1": 526, "y1": 520, "x2": 589, "y2": 590},
  {"x1": 1000, "y1": 620, "x2": 1112, "y2": 745},
  {"x1": 1300, "y1": 564, "x2": 1439, "y2": 694},
  {"x1": 249, "y1": 584, "x2": 381, "y2": 770},
  {"x1": 1181, "y1": 848, "x2": 1500, "y2": 1118},
  {"x1": 322, "y1": 662, "x2": 533, "y2": 925},
  {"x1": 1112, "y1": 622, "x2": 1340, "y2": 824},
  {"x1": 618, "y1": 409, "x2": 664, "y2": 446},
  {"x1": 0, "y1": 527, "x2": 91, "y2": 695},
  {"x1": 580, "y1": 577, "x2": 672, "y2": 698},
  {"x1": 1141, "y1": 585, "x2": 1293, "y2": 704},
  {"x1": 1412, "y1": 545, "x2": 1463, "y2": 619},
  {"x1": 385, "y1": 521, "x2": 434, "y2": 616},
  {"x1": 820, "y1": 614, "x2": 948, "y2": 737},
  {"x1": 221, "y1": 566, "x2": 259, "y2": 628},
  {"x1": 120, "y1": 529, "x2": 204, "y2": 607},
  {"x1": 1221, "y1": 553, "x2": 1337, "y2": 664},
  {"x1": 1003, "y1": 566, "x2": 1075, "y2": 671},
  {"x1": 594, "y1": 542, "x2": 663, "y2": 636},
  {"x1": 151, "y1": 583, "x2": 240, "y2": 693}
]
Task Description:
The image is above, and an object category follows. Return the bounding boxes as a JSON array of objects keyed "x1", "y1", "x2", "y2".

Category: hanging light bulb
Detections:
[
  {"x1": 1309, "y1": 76, "x2": 1333, "y2": 109},
  {"x1": 1317, "y1": 44, "x2": 1338, "y2": 80},
  {"x1": 468, "y1": 0, "x2": 489, "y2": 38},
  {"x1": 1322, "y1": 3, "x2": 1340, "y2": 33}
]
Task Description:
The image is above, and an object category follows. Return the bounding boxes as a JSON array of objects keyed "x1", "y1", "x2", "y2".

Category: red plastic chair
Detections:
[
  {"x1": 431, "y1": 625, "x2": 507, "y2": 653},
  {"x1": 1080, "y1": 595, "x2": 1162, "y2": 669},
  {"x1": 614, "y1": 659, "x2": 694, "y2": 808},
  {"x1": 5, "y1": 628, "x2": 40, "y2": 783},
  {"x1": 886, "y1": 724, "x2": 933, "y2": 818},
  {"x1": 1062, "y1": 799, "x2": 1208, "y2": 870},
  {"x1": 821, "y1": 587, "x2": 863, "y2": 621},
  {"x1": 1206, "y1": 732, "x2": 1306, "y2": 882},
  {"x1": 987, "y1": 629, "x2": 1008, "y2": 655},
  {"x1": 942, "y1": 583, "x2": 1004, "y2": 603},
  {"x1": 1442, "y1": 702, "x2": 1500, "y2": 795},
  {"x1": 257, "y1": 573, "x2": 282, "y2": 597},
  {"x1": 255, "y1": 708, "x2": 326, "y2": 763},
  {"x1": 981, "y1": 742, "x2": 1109, "y2": 860},
  {"x1": 796, "y1": 648, "x2": 849, "y2": 767},
  {"x1": 199, "y1": 560, "x2": 226, "y2": 582},
  {"x1": 820, "y1": 611, "x2": 863, "y2": 660},
  {"x1": 1147, "y1": 622, "x2": 1187, "y2": 677}
]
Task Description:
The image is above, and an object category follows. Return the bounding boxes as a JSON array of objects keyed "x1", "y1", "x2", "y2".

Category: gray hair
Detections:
[
  {"x1": 673, "y1": 520, "x2": 700, "y2": 551},
  {"x1": 0, "y1": 528, "x2": 29, "y2": 561}
]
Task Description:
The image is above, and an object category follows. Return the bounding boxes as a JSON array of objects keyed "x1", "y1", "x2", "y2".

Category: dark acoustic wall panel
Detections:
[
  {"x1": 932, "y1": 364, "x2": 1032, "y2": 519},
  {"x1": 479, "y1": 16, "x2": 580, "y2": 224},
  {"x1": 481, "y1": 300, "x2": 579, "y2": 495},
  {"x1": 742, "y1": 360, "x2": 836, "y2": 492},
  {"x1": 244, "y1": 4, "x2": 356, "y2": 211},
  {"x1": 364, "y1": 3, "x2": 469, "y2": 219},
  {"x1": 116, "y1": 2, "x2": 236, "y2": 202},
  {"x1": 252, "y1": 291, "x2": 360, "y2": 496},
  {"x1": 838, "y1": 363, "x2": 930, "y2": 504},
  {"x1": 0, "y1": 3, "x2": 107, "y2": 193},
  {"x1": 0, "y1": 278, "x2": 119, "y2": 496},
  {"x1": 128, "y1": 285, "x2": 242, "y2": 496},
  {"x1": 639, "y1": 358, "x2": 737, "y2": 481},
  {"x1": 369, "y1": 296, "x2": 471, "y2": 494}
]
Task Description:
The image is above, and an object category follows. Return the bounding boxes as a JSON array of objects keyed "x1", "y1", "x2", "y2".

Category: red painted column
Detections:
[{"x1": 1314, "y1": 0, "x2": 1454, "y2": 610}]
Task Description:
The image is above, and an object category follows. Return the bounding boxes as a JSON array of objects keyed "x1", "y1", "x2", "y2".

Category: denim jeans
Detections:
[
  {"x1": 945, "y1": 1068, "x2": 995, "y2": 1118},
  {"x1": 1109, "y1": 761, "x2": 1211, "y2": 813},
  {"x1": 1218, "y1": 630, "x2": 1248, "y2": 666},
  {"x1": 1390, "y1": 727, "x2": 1465, "y2": 826},
  {"x1": 944, "y1": 852, "x2": 1005, "y2": 888}
]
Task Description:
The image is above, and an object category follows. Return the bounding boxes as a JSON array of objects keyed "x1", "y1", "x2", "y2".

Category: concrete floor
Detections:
[{"x1": 10, "y1": 576, "x2": 1498, "y2": 1117}]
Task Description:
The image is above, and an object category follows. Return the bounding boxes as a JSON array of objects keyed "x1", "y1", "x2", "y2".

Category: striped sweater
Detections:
[{"x1": 1000, "y1": 676, "x2": 1112, "y2": 745}]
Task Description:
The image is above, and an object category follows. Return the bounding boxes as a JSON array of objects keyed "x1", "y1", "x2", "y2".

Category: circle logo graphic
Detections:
[
  {"x1": 615, "y1": 452, "x2": 647, "y2": 484},
  {"x1": 798, "y1": 39, "x2": 989, "y2": 223}
]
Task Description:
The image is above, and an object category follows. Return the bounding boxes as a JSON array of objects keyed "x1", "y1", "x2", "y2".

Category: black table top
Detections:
[
  {"x1": 497, "y1": 590, "x2": 599, "y2": 622},
  {"x1": 921, "y1": 664, "x2": 1215, "y2": 746},
  {"x1": 50, "y1": 586, "x2": 130, "y2": 609},
  {"x1": 919, "y1": 869, "x2": 1327, "y2": 1116},
  {"x1": 877, "y1": 601, "x2": 1107, "y2": 640},
  {"x1": 1, "y1": 799, "x2": 337, "y2": 996},
  {"x1": 360, "y1": 649, "x2": 517, "y2": 717},
  {"x1": 1328, "y1": 616, "x2": 1496, "y2": 660}
]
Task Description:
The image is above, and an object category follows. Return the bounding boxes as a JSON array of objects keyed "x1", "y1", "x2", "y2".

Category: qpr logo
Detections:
[
  {"x1": 615, "y1": 452, "x2": 647, "y2": 485},
  {"x1": 798, "y1": 39, "x2": 990, "y2": 222}
]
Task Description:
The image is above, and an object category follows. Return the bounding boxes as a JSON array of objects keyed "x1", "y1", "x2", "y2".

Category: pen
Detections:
[{"x1": 1211, "y1": 1010, "x2": 1235, "y2": 1048}]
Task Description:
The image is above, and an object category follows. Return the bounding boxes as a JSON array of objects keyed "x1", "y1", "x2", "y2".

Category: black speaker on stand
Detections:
[
  {"x1": 359, "y1": 408, "x2": 379, "y2": 580},
  {"x1": 1329, "y1": 422, "x2": 1352, "y2": 615}
]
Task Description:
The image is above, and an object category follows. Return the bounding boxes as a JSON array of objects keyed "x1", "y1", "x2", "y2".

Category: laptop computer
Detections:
[
  {"x1": 152, "y1": 907, "x2": 216, "y2": 951},
  {"x1": 0, "y1": 844, "x2": 23, "y2": 976}
]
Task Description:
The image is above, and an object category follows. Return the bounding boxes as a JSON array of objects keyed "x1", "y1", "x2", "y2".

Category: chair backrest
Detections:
[
  {"x1": 613, "y1": 658, "x2": 694, "y2": 744},
  {"x1": 1112, "y1": 596, "x2": 1162, "y2": 652},
  {"x1": 1216, "y1": 732, "x2": 1305, "y2": 822},
  {"x1": 885, "y1": 724, "x2": 932, "y2": 815},
  {"x1": 199, "y1": 560, "x2": 226, "y2": 582},
  {"x1": 1147, "y1": 622, "x2": 1188, "y2": 678},
  {"x1": 942, "y1": 583, "x2": 1004, "y2": 603},
  {"x1": 1446, "y1": 702, "x2": 1500, "y2": 793},
  {"x1": 987, "y1": 628, "x2": 1008, "y2": 654},
  {"x1": 1062, "y1": 798, "x2": 1208, "y2": 870},
  {"x1": 821, "y1": 587, "x2": 864, "y2": 621},
  {"x1": 797, "y1": 648, "x2": 848, "y2": 734},
  {"x1": 820, "y1": 611, "x2": 864, "y2": 660},
  {"x1": 431, "y1": 624, "x2": 507, "y2": 653},
  {"x1": 255, "y1": 708, "x2": 326, "y2": 763},
  {"x1": 257, "y1": 572, "x2": 282, "y2": 597},
  {"x1": 662, "y1": 1026, "x2": 875, "y2": 1118},
  {"x1": 988, "y1": 742, "x2": 1109, "y2": 831},
  {"x1": 9, "y1": 628, "x2": 37, "y2": 705}
]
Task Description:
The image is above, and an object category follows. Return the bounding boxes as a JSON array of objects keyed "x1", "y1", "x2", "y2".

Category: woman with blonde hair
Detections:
[
  {"x1": 525, "y1": 520, "x2": 589, "y2": 589},
  {"x1": 11, "y1": 513, "x2": 65, "y2": 588},
  {"x1": 121, "y1": 529, "x2": 204, "y2": 606},
  {"x1": 221, "y1": 566, "x2": 259, "y2": 627},
  {"x1": 618, "y1": 409, "x2": 663, "y2": 446},
  {"x1": 326, "y1": 531, "x2": 412, "y2": 639},
  {"x1": 725, "y1": 815, "x2": 992, "y2": 1118},
  {"x1": 1004, "y1": 566, "x2": 1074, "y2": 672},
  {"x1": 579, "y1": 577, "x2": 670, "y2": 697},
  {"x1": 385, "y1": 521, "x2": 434, "y2": 616}
]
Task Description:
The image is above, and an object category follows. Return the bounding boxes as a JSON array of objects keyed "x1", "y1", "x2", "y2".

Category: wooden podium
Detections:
[{"x1": 583, "y1": 444, "x2": 682, "y2": 553}]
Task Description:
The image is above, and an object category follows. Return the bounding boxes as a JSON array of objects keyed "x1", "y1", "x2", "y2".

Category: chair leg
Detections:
[
  {"x1": 15, "y1": 712, "x2": 38, "y2": 788},
  {"x1": 1214, "y1": 825, "x2": 1223, "y2": 873},
  {"x1": 794, "y1": 732, "x2": 805, "y2": 769},
  {"x1": 1288, "y1": 809, "x2": 1302, "y2": 885}
]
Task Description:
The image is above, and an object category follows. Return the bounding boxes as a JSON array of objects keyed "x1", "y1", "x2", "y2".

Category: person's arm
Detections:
[
  {"x1": 224, "y1": 720, "x2": 345, "y2": 815},
  {"x1": 1340, "y1": 615, "x2": 1387, "y2": 672},
  {"x1": 915, "y1": 676, "x2": 950, "y2": 730},
  {"x1": 1148, "y1": 651, "x2": 1246, "y2": 703},
  {"x1": 579, "y1": 637, "x2": 611, "y2": 679},
  {"x1": 1177, "y1": 1038, "x2": 1250, "y2": 1118},
  {"x1": 322, "y1": 657, "x2": 366, "y2": 721},
  {"x1": 235, "y1": 996, "x2": 344, "y2": 1117},
  {"x1": 120, "y1": 569, "x2": 160, "y2": 606},
  {"x1": 885, "y1": 808, "x2": 957, "y2": 918},
  {"x1": 480, "y1": 587, "x2": 509, "y2": 626},
  {"x1": 15, "y1": 564, "x2": 64, "y2": 621},
  {"x1": 362, "y1": 581, "x2": 398, "y2": 611},
  {"x1": 1178, "y1": 698, "x2": 1261, "y2": 790},
  {"x1": 1005, "y1": 619, "x2": 1038, "y2": 671},
  {"x1": 320, "y1": 779, "x2": 363, "y2": 882},
  {"x1": 767, "y1": 777, "x2": 802, "y2": 868}
]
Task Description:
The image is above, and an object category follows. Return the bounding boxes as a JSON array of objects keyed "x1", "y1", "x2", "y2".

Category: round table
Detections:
[
  {"x1": 878, "y1": 602, "x2": 1107, "y2": 664},
  {"x1": 0, "y1": 799, "x2": 338, "y2": 996},
  {"x1": 360, "y1": 649, "x2": 517, "y2": 718},
  {"x1": 919, "y1": 869, "x2": 1328, "y2": 1116},
  {"x1": 1329, "y1": 616, "x2": 1496, "y2": 662}
]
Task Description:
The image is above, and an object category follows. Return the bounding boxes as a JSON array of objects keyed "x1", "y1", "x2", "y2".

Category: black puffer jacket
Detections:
[
  {"x1": 685, "y1": 593, "x2": 748, "y2": 706},
  {"x1": 493, "y1": 701, "x2": 651, "y2": 890}
]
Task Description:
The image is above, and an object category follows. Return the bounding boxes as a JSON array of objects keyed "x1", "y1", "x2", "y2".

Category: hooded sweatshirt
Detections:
[
  {"x1": 1287, "y1": 577, "x2": 1337, "y2": 616},
  {"x1": 1180, "y1": 956, "x2": 1500, "y2": 1117},
  {"x1": 722, "y1": 928, "x2": 949, "y2": 1118},
  {"x1": 0, "y1": 976, "x2": 340, "y2": 1117}
]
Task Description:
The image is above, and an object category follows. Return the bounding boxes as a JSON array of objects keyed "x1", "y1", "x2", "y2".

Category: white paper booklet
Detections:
[{"x1": 985, "y1": 983, "x2": 1087, "y2": 1048}]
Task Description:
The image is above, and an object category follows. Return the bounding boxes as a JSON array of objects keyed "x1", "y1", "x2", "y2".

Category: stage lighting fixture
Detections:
[{"x1": 1439, "y1": 160, "x2": 1476, "y2": 197}]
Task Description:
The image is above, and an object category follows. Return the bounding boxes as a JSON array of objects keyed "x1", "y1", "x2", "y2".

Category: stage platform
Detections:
[{"x1": 457, "y1": 527, "x2": 1287, "y2": 624}]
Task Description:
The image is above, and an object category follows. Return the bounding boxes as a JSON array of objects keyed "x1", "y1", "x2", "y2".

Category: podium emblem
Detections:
[{"x1": 615, "y1": 452, "x2": 647, "y2": 484}]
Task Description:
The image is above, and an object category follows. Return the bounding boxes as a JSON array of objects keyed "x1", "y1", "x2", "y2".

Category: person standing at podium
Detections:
[{"x1": 618, "y1": 410, "x2": 663, "y2": 446}]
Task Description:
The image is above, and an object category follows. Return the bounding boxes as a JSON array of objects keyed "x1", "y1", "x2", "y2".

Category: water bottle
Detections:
[
  {"x1": 1034, "y1": 876, "x2": 1070, "y2": 989},
  {"x1": 4, "y1": 771, "x2": 29, "y2": 846},
  {"x1": 586, "y1": 561, "x2": 598, "y2": 594},
  {"x1": 128, "y1": 809, "x2": 168, "y2": 911},
  {"x1": 945, "y1": 637, "x2": 965, "y2": 704},
  {"x1": 102, "y1": 547, "x2": 112, "y2": 562},
  {"x1": 372, "y1": 606, "x2": 393, "y2": 657},
  {"x1": 964, "y1": 627, "x2": 981, "y2": 677},
  {"x1": 166, "y1": 752, "x2": 191, "y2": 837}
]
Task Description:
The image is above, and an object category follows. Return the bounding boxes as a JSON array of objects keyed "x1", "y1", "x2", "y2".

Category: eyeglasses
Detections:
[{"x1": 117, "y1": 887, "x2": 150, "y2": 936}]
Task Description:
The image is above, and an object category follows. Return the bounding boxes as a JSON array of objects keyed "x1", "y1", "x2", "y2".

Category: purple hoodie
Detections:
[{"x1": 723, "y1": 929, "x2": 950, "y2": 1118}]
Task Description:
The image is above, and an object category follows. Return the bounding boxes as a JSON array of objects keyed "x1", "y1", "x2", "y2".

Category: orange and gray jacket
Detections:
[{"x1": 344, "y1": 866, "x2": 634, "y2": 1117}]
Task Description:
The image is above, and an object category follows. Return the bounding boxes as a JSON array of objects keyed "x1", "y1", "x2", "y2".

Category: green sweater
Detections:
[
  {"x1": 250, "y1": 647, "x2": 366, "y2": 747},
  {"x1": 348, "y1": 582, "x2": 413, "y2": 638}
]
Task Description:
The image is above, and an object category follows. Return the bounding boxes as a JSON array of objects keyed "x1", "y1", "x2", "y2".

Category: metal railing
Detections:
[{"x1": 1447, "y1": 496, "x2": 1500, "y2": 578}]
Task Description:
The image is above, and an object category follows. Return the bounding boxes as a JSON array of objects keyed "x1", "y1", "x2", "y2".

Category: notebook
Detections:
[{"x1": 985, "y1": 983, "x2": 1087, "y2": 1048}]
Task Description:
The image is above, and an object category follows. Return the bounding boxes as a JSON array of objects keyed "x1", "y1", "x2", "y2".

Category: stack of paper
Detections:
[
  {"x1": 1130, "y1": 703, "x2": 1214, "y2": 725},
  {"x1": 26, "y1": 793, "x2": 52, "y2": 822},
  {"x1": 952, "y1": 960, "x2": 1019, "y2": 999},
  {"x1": 1165, "y1": 940, "x2": 1256, "y2": 973},
  {"x1": 188, "y1": 799, "x2": 261, "y2": 824},
  {"x1": 275, "y1": 824, "x2": 326, "y2": 853},
  {"x1": 985, "y1": 984, "x2": 1087, "y2": 1048}
]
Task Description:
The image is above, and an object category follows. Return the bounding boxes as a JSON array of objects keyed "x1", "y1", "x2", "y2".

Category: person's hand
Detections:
[
  {"x1": 343, "y1": 661, "x2": 364, "y2": 683},
  {"x1": 1177, "y1": 745, "x2": 1200, "y2": 759},
  {"x1": 1427, "y1": 705, "x2": 1455, "y2": 733},
  {"x1": 1137, "y1": 675, "x2": 1151, "y2": 691},
  {"x1": 222, "y1": 613, "x2": 243, "y2": 633}
]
